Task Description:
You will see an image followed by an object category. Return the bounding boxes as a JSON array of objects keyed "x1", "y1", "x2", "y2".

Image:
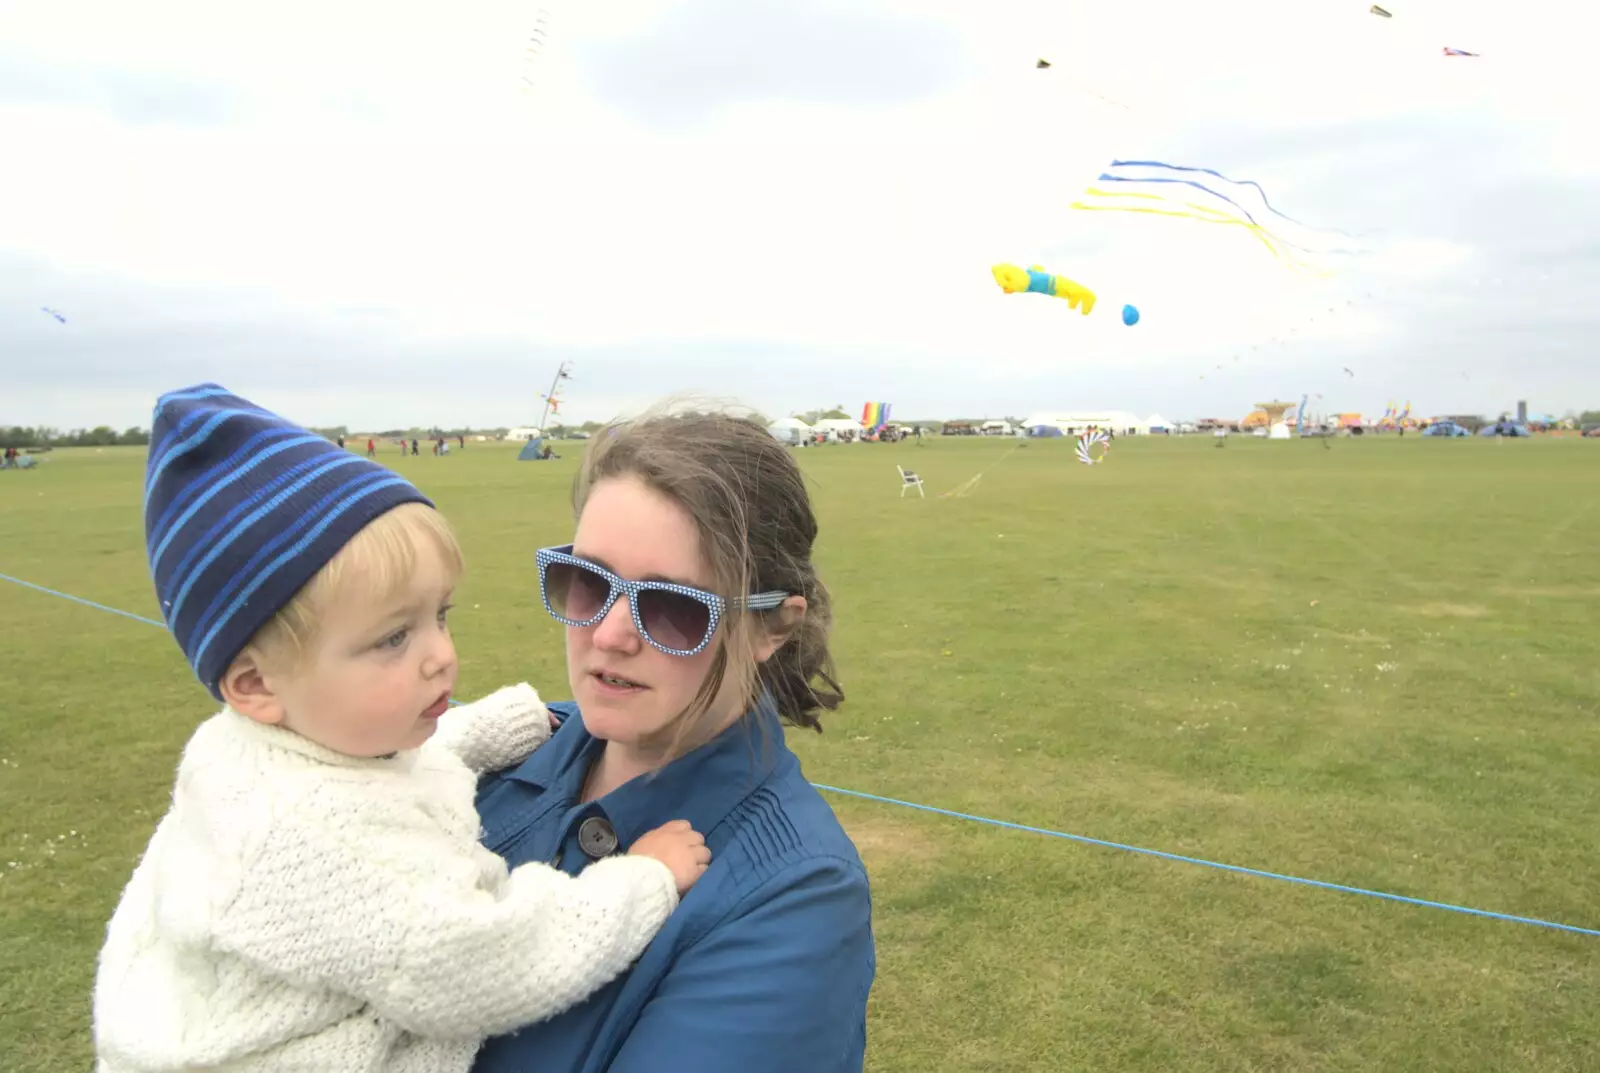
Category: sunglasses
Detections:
[{"x1": 535, "y1": 545, "x2": 793, "y2": 656}]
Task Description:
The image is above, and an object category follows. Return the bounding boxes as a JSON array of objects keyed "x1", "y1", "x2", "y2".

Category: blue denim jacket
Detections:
[{"x1": 471, "y1": 701, "x2": 875, "y2": 1073}]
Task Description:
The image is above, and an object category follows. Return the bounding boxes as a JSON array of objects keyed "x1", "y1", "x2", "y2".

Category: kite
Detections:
[
  {"x1": 40, "y1": 306, "x2": 66, "y2": 323},
  {"x1": 1071, "y1": 160, "x2": 1363, "y2": 273},
  {"x1": 1095, "y1": 159, "x2": 1331, "y2": 233},
  {"x1": 1076, "y1": 429, "x2": 1110, "y2": 466},
  {"x1": 992, "y1": 263, "x2": 1096, "y2": 315},
  {"x1": 1034, "y1": 56, "x2": 1132, "y2": 110},
  {"x1": 1370, "y1": 4, "x2": 1392, "y2": 16},
  {"x1": 1073, "y1": 187, "x2": 1319, "y2": 269},
  {"x1": 1442, "y1": 47, "x2": 1479, "y2": 56},
  {"x1": 1075, "y1": 161, "x2": 1363, "y2": 275},
  {"x1": 520, "y1": 4, "x2": 560, "y2": 97},
  {"x1": 1122, "y1": 304, "x2": 1140, "y2": 326}
]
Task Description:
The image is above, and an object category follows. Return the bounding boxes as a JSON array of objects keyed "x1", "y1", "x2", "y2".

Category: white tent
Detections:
[
  {"x1": 767, "y1": 416, "x2": 812, "y2": 446},
  {"x1": 1020, "y1": 411, "x2": 1149, "y2": 436},
  {"x1": 811, "y1": 417, "x2": 862, "y2": 441},
  {"x1": 1144, "y1": 413, "x2": 1172, "y2": 432}
]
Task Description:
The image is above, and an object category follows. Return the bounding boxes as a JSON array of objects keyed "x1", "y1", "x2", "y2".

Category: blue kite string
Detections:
[
  {"x1": 813, "y1": 785, "x2": 1600, "y2": 938},
  {"x1": 4, "y1": 569, "x2": 1596, "y2": 939},
  {"x1": 1, "y1": 571, "x2": 166, "y2": 628}
]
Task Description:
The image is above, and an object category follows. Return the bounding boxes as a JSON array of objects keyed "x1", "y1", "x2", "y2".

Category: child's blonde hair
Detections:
[{"x1": 242, "y1": 503, "x2": 465, "y2": 669}]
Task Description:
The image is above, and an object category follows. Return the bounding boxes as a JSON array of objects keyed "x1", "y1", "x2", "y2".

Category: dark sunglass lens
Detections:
[
  {"x1": 637, "y1": 589, "x2": 711, "y2": 651},
  {"x1": 547, "y1": 561, "x2": 610, "y2": 621}
]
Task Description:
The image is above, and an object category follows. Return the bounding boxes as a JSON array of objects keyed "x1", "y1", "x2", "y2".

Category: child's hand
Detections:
[{"x1": 629, "y1": 820, "x2": 711, "y2": 896}]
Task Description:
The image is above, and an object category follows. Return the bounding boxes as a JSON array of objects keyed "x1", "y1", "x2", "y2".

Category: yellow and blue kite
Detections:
[{"x1": 991, "y1": 263, "x2": 1097, "y2": 315}]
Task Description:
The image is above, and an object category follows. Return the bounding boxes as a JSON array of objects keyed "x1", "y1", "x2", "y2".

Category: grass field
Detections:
[{"x1": 3, "y1": 433, "x2": 1598, "y2": 1072}]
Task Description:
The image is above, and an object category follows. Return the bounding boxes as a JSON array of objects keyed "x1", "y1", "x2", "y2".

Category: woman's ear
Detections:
[
  {"x1": 753, "y1": 596, "x2": 807, "y2": 663},
  {"x1": 219, "y1": 651, "x2": 288, "y2": 726}
]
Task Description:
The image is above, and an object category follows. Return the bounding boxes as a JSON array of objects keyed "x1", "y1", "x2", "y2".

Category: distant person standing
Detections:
[{"x1": 366, "y1": 438, "x2": 376, "y2": 458}]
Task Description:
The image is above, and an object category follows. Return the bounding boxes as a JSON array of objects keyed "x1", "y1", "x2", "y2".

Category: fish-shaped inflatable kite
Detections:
[{"x1": 991, "y1": 263, "x2": 1097, "y2": 315}]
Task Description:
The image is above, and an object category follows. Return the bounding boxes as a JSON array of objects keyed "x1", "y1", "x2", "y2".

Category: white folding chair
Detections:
[{"x1": 897, "y1": 464, "x2": 924, "y2": 498}]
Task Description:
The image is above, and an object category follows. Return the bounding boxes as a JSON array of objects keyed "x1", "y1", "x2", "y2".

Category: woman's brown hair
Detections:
[{"x1": 571, "y1": 405, "x2": 842, "y2": 750}]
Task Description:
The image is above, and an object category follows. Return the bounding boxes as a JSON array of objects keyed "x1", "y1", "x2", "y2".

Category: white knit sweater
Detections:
[{"x1": 93, "y1": 684, "x2": 679, "y2": 1073}]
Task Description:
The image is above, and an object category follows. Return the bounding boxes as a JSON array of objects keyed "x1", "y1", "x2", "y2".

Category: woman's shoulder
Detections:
[
  {"x1": 662, "y1": 764, "x2": 874, "y2": 1021},
  {"x1": 712, "y1": 761, "x2": 868, "y2": 896}
]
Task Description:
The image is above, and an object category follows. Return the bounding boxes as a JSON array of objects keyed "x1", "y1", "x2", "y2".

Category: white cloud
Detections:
[{"x1": 2, "y1": 0, "x2": 1597, "y2": 429}]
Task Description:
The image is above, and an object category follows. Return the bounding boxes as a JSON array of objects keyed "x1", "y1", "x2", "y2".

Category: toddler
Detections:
[{"x1": 93, "y1": 384, "x2": 708, "y2": 1072}]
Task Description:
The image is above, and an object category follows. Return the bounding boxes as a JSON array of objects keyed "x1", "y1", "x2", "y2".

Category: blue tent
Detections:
[{"x1": 1028, "y1": 425, "x2": 1065, "y2": 438}]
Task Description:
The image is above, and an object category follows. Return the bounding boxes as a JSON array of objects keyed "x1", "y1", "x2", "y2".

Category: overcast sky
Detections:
[{"x1": 2, "y1": 0, "x2": 1595, "y2": 430}]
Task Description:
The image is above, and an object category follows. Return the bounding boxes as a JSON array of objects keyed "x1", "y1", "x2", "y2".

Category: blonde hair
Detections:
[
  {"x1": 243, "y1": 503, "x2": 465, "y2": 669},
  {"x1": 572, "y1": 405, "x2": 842, "y2": 759}
]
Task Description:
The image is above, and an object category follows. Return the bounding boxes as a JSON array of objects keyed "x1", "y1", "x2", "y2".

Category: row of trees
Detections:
[
  {"x1": 1, "y1": 426, "x2": 150, "y2": 449},
  {"x1": 312, "y1": 424, "x2": 613, "y2": 440},
  {"x1": 9, "y1": 409, "x2": 1598, "y2": 452},
  {"x1": 1, "y1": 421, "x2": 618, "y2": 450}
]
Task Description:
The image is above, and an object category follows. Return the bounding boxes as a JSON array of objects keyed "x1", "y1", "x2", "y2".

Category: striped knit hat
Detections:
[{"x1": 144, "y1": 384, "x2": 431, "y2": 698}]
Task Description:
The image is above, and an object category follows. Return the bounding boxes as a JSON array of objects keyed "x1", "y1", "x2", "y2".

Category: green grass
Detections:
[{"x1": 3, "y1": 434, "x2": 1598, "y2": 1072}]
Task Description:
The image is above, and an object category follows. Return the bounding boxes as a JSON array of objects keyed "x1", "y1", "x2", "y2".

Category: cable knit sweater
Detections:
[{"x1": 92, "y1": 684, "x2": 680, "y2": 1073}]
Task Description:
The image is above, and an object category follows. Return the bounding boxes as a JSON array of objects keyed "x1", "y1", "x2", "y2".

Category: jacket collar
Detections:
[{"x1": 501, "y1": 699, "x2": 793, "y2": 849}]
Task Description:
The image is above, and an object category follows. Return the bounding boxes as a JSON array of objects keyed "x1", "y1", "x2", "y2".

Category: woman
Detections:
[{"x1": 471, "y1": 408, "x2": 875, "y2": 1073}]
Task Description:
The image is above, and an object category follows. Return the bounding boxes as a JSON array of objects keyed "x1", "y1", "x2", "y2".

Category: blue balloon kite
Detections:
[{"x1": 1121, "y1": 304, "x2": 1140, "y2": 326}]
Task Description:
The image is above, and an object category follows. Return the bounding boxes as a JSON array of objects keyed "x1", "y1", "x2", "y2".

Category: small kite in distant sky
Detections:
[
  {"x1": 1442, "y1": 47, "x2": 1480, "y2": 56},
  {"x1": 40, "y1": 306, "x2": 66, "y2": 324},
  {"x1": 521, "y1": 4, "x2": 559, "y2": 97},
  {"x1": 1370, "y1": 4, "x2": 1392, "y2": 17},
  {"x1": 1343, "y1": 367, "x2": 1355, "y2": 377},
  {"x1": 1034, "y1": 56, "x2": 1131, "y2": 110}
]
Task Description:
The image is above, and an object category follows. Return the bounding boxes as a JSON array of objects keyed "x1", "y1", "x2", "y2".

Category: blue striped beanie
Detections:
[{"x1": 144, "y1": 384, "x2": 432, "y2": 698}]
